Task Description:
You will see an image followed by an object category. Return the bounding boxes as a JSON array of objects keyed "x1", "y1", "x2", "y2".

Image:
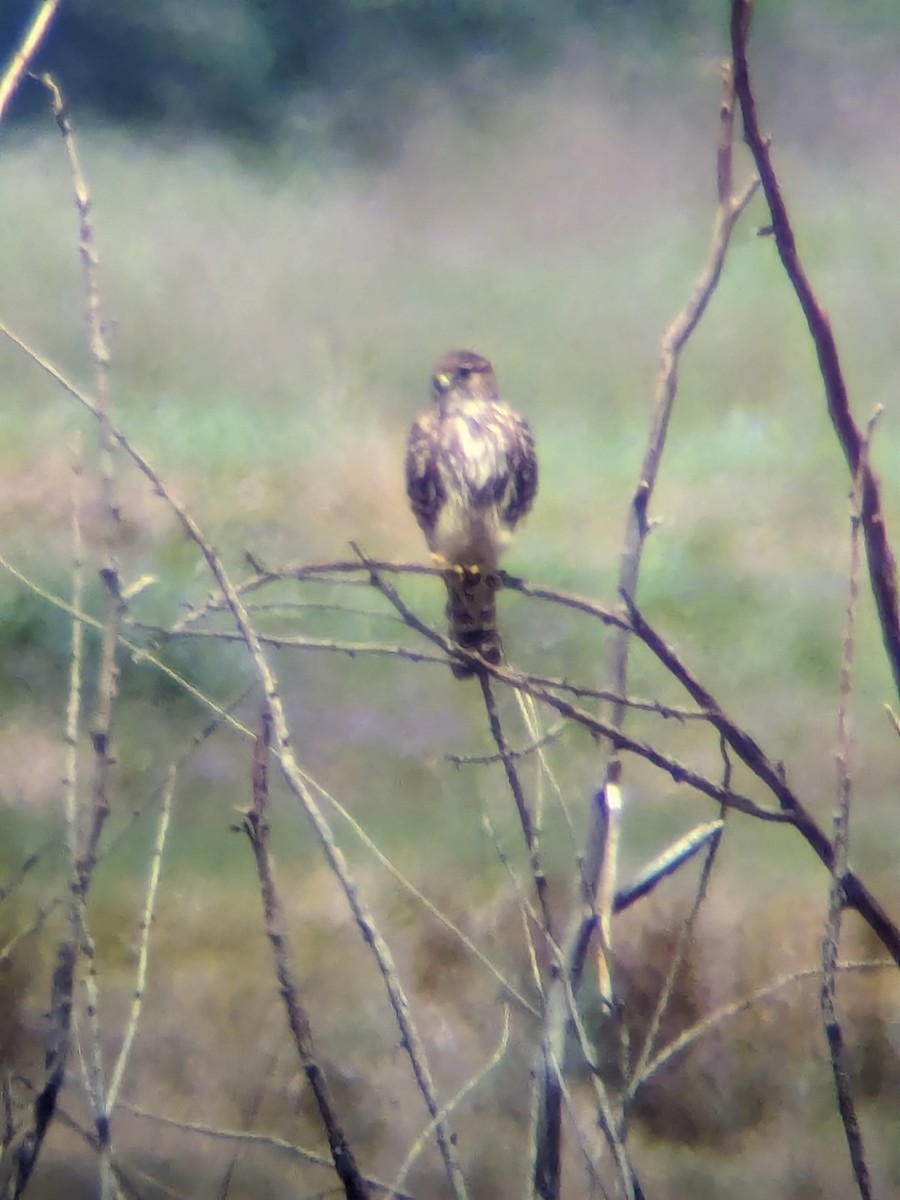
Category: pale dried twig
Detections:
[
  {"x1": 117, "y1": 1103, "x2": 415, "y2": 1199},
  {"x1": 819, "y1": 423, "x2": 872, "y2": 1200},
  {"x1": 105, "y1": 767, "x2": 176, "y2": 1114},
  {"x1": 639, "y1": 959, "x2": 894, "y2": 1088},
  {"x1": 479, "y1": 673, "x2": 553, "y2": 939},
  {"x1": 0, "y1": 0, "x2": 61, "y2": 123},
  {"x1": 387, "y1": 1006, "x2": 511, "y2": 1200}
]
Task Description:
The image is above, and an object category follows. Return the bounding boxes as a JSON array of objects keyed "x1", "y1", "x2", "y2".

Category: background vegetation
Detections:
[{"x1": 0, "y1": 0, "x2": 898, "y2": 1196}]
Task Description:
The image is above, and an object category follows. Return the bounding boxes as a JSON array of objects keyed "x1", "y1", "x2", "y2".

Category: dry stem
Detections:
[
  {"x1": 0, "y1": 0, "x2": 61, "y2": 122},
  {"x1": 819, "y1": 427, "x2": 872, "y2": 1199},
  {"x1": 242, "y1": 712, "x2": 371, "y2": 1200}
]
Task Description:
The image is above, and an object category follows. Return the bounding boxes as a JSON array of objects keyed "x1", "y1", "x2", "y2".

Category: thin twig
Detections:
[
  {"x1": 624, "y1": 817, "x2": 724, "y2": 1110},
  {"x1": 387, "y1": 1006, "x2": 511, "y2": 1200},
  {"x1": 447, "y1": 721, "x2": 566, "y2": 766},
  {"x1": 478, "y1": 803, "x2": 544, "y2": 1001},
  {"x1": 39, "y1": 75, "x2": 123, "y2": 900},
  {"x1": 819, "y1": 427, "x2": 872, "y2": 1200},
  {"x1": 315, "y1": 773, "x2": 538, "y2": 1015},
  {"x1": 514, "y1": 691, "x2": 579, "y2": 850},
  {"x1": 557, "y1": 970, "x2": 639, "y2": 1200},
  {"x1": 639, "y1": 959, "x2": 893, "y2": 1088},
  {"x1": 0, "y1": 549, "x2": 253, "y2": 740},
  {"x1": 625, "y1": 596, "x2": 900, "y2": 965},
  {"x1": 105, "y1": 767, "x2": 176, "y2": 1113},
  {"x1": 530, "y1": 60, "x2": 759, "y2": 1200},
  {"x1": 242, "y1": 711, "x2": 370, "y2": 1200},
  {"x1": 0, "y1": 0, "x2": 61, "y2": 122},
  {"x1": 117, "y1": 1103, "x2": 416, "y2": 1199},
  {"x1": 479, "y1": 673, "x2": 553, "y2": 939}
]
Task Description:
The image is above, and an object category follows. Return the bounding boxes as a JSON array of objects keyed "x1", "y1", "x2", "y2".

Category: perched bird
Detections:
[{"x1": 406, "y1": 349, "x2": 538, "y2": 677}]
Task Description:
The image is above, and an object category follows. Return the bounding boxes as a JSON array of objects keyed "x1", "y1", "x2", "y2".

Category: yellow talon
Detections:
[{"x1": 430, "y1": 553, "x2": 484, "y2": 580}]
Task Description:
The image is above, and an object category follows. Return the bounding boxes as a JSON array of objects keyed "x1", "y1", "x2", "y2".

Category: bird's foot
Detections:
[{"x1": 431, "y1": 556, "x2": 502, "y2": 590}]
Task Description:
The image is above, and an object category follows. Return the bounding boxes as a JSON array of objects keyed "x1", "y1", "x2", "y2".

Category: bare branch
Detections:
[
  {"x1": 624, "y1": 817, "x2": 724, "y2": 1109},
  {"x1": 118, "y1": 1103, "x2": 416, "y2": 1199},
  {"x1": 625, "y1": 596, "x2": 900, "y2": 965},
  {"x1": 731, "y1": 0, "x2": 900, "y2": 699},
  {"x1": 0, "y1": 0, "x2": 61, "y2": 123},
  {"x1": 36, "y1": 75, "x2": 123, "y2": 900},
  {"x1": 388, "y1": 1006, "x2": 511, "y2": 1200},
  {"x1": 105, "y1": 768, "x2": 176, "y2": 1113},
  {"x1": 819, "y1": 430, "x2": 872, "y2": 1200},
  {"x1": 638, "y1": 960, "x2": 894, "y2": 1088},
  {"x1": 479, "y1": 673, "x2": 553, "y2": 938},
  {"x1": 612, "y1": 820, "x2": 724, "y2": 915},
  {"x1": 242, "y1": 712, "x2": 370, "y2": 1200}
]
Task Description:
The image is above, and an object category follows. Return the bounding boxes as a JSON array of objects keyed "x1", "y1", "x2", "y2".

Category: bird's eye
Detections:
[{"x1": 457, "y1": 366, "x2": 471, "y2": 379}]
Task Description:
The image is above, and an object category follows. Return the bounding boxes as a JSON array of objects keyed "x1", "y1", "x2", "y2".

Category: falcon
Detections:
[{"x1": 405, "y1": 349, "x2": 538, "y2": 677}]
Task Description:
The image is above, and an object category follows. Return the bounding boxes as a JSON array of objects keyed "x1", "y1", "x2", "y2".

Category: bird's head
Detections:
[{"x1": 431, "y1": 349, "x2": 498, "y2": 406}]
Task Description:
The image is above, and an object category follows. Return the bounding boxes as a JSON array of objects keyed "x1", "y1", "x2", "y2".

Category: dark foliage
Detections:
[{"x1": 0, "y1": 0, "x2": 714, "y2": 150}]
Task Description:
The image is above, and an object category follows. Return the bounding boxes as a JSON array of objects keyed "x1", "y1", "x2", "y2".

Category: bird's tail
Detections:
[{"x1": 443, "y1": 569, "x2": 502, "y2": 679}]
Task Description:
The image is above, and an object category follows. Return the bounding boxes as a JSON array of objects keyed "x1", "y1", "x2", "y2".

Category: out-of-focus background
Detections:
[{"x1": 0, "y1": 1, "x2": 898, "y2": 1196}]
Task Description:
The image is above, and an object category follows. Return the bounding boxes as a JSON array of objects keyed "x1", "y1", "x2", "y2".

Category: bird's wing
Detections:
[
  {"x1": 405, "y1": 410, "x2": 445, "y2": 538},
  {"x1": 498, "y1": 406, "x2": 538, "y2": 528}
]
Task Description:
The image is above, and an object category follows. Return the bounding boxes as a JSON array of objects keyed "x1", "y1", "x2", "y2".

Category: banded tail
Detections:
[{"x1": 443, "y1": 568, "x2": 503, "y2": 679}]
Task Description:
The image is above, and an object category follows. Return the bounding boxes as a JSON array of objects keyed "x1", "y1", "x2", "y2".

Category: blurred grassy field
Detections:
[{"x1": 1, "y1": 15, "x2": 899, "y2": 1198}]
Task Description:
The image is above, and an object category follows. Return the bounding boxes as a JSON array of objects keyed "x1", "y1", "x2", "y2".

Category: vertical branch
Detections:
[
  {"x1": 0, "y1": 0, "x2": 61, "y2": 123},
  {"x1": 38, "y1": 77, "x2": 122, "y2": 1196},
  {"x1": 585, "y1": 63, "x2": 763, "y2": 1012},
  {"x1": 241, "y1": 712, "x2": 370, "y2": 1200},
  {"x1": 479, "y1": 673, "x2": 553, "y2": 938},
  {"x1": 63, "y1": 442, "x2": 86, "y2": 873},
  {"x1": 478, "y1": 676, "x2": 560, "y2": 1200},
  {"x1": 531, "y1": 64, "x2": 759, "y2": 1200},
  {"x1": 105, "y1": 768, "x2": 177, "y2": 1114},
  {"x1": 819, "y1": 428, "x2": 873, "y2": 1200},
  {"x1": 0, "y1": 444, "x2": 87, "y2": 1198},
  {"x1": 528, "y1": 60, "x2": 759, "y2": 1200},
  {"x1": 605, "y1": 63, "x2": 755, "y2": 730},
  {"x1": 61, "y1": 448, "x2": 111, "y2": 1195},
  {"x1": 730, "y1": 0, "x2": 900, "y2": 698},
  {"x1": 591, "y1": 63, "x2": 759, "y2": 999},
  {"x1": 40, "y1": 74, "x2": 123, "y2": 888},
  {"x1": 592, "y1": 763, "x2": 621, "y2": 999}
]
